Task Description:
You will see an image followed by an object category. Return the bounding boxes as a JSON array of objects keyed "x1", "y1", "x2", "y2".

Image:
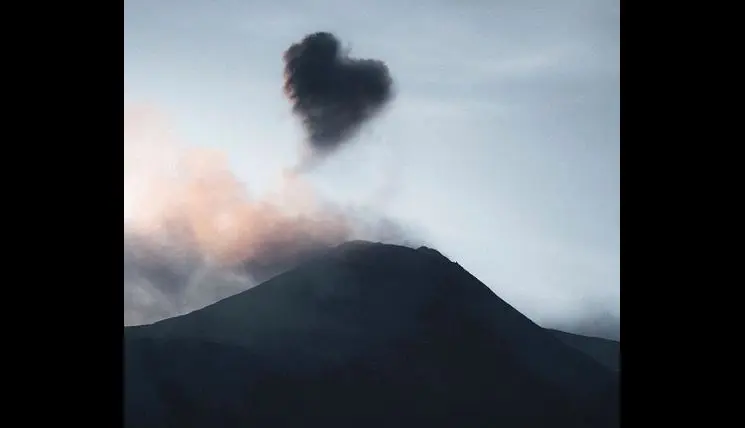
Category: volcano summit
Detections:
[{"x1": 124, "y1": 241, "x2": 619, "y2": 428}]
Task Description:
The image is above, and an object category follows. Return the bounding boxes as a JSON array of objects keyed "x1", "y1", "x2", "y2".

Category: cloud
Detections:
[
  {"x1": 283, "y1": 32, "x2": 394, "y2": 166},
  {"x1": 124, "y1": 105, "x2": 417, "y2": 325}
]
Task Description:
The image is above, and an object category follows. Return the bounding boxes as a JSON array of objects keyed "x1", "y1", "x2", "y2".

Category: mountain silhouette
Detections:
[{"x1": 124, "y1": 241, "x2": 619, "y2": 427}]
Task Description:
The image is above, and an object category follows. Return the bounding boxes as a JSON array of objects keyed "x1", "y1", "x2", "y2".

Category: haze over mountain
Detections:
[{"x1": 125, "y1": 241, "x2": 619, "y2": 427}]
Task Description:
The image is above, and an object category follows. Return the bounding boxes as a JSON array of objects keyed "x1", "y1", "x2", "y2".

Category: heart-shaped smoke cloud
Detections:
[{"x1": 283, "y1": 32, "x2": 394, "y2": 157}]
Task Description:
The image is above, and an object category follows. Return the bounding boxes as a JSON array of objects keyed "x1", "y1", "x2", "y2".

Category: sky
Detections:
[{"x1": 124, "y1": 0, "x2": 620, "y2": 332}]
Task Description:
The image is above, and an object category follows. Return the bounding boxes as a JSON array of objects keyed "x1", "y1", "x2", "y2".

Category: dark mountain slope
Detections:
[
  {"x1": 549, "y1": 329, "x2": 620, "y2": 371},
  {"x1": 125, "y1": 241, "x2": 619, "y2": 428}
]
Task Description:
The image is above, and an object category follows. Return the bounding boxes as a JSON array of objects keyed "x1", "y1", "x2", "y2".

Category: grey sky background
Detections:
[{"x1": 124, "y1": 0, "x2": 620, "y2": 329}]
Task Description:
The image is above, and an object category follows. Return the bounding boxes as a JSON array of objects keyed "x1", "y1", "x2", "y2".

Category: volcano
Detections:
[{"x1": 124, "y1": 241, "x2": 619, "y2": 427}]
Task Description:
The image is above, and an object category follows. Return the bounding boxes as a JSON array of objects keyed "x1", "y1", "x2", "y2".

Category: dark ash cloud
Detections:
[{"x1": 283, "y1": 32, "x2": 394, "y2": 157}]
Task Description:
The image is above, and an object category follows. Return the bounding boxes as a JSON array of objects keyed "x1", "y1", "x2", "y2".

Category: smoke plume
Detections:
[
  {"x1": 124, "y1": 105, "x2": 415, "y2": 326},
  {"x1": 283, "y1": 32, "x2": 394, "y2": 161},
  {"x1": 125, "y1": 32, "x2": 406, "y2": 325}
]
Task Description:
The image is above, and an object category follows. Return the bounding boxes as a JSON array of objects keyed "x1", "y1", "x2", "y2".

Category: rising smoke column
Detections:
[
  {"x1": 125, "y1": 33, "x2": 405, "y2": 326},
  {"x1": 283, "y1": 32, "x2": 394, "y2": 157}
]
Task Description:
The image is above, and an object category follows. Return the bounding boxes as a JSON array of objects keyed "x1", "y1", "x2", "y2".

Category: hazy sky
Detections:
[{"x1": 124, "y1": 0, "x2": 620, "y2": 327}]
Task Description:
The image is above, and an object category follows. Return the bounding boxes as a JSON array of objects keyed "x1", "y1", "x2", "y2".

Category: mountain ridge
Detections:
[{"x1": 125, "y1": 240, "x2": 619, "y2": 427}]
